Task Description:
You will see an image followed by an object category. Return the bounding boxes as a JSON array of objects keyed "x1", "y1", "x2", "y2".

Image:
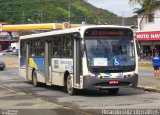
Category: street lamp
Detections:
[
  {"x1": 27, "y1": 19, "x2": 35, "y2": 23},
  {"x1": 26, "y1": 19, "x2": 38, "y2": 33},
  {"x1": 37, "y1": 20, "x2": 40, "y2": 23},
  {"x1": 27, "y1": 19, "x2": 40, "y2": 24},
  {"x1": 98, "y1": 22, "x2": 101, "y2": 25}
]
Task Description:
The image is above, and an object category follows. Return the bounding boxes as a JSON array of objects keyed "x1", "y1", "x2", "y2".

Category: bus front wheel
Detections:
[
  {"x1": 67, "y1": 76, "x2": 76, "y2": 95},
  {"x1": 32, "y1": 70, "x2": 40, "y2": 87}
]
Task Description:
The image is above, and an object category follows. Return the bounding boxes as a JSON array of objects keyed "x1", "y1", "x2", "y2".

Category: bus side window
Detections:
[
  {"x1": 20, "y1": 41, "x2": 26, "y2": 57},
  {"x1": 30, "y1": 39, "x2": 36, "y2": 57},
  {"x1": 40, "y1": 50, "x2": 44, "y2": 56},
  {"x1": 52, "y1": 36, "x2": 61, "y2": 58}
]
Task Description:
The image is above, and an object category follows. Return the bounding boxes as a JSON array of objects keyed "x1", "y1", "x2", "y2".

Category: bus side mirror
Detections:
[{"x1": 73, "y1": 33, "x2": 80, "y2": 40}]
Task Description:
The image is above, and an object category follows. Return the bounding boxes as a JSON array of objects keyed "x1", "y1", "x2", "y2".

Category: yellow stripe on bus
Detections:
[{"x1": 29, "y1": 58, "x2": 38, "y2": 69}]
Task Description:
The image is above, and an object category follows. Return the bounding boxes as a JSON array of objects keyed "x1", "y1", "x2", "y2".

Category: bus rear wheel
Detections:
[
  {"x1": 108, "y1": 88, "x2": 119, "y2": 95},
  {"x1": 32, "y1": 70, "x2": 40, "y2": 87},
  {"x1": 66, "y1": 76, "x2": 76, "y2": 95}
]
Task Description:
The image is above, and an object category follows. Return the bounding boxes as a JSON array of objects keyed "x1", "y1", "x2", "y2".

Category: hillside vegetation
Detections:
[{"x1": 0, "y1": 0, "x2": 135, "y2": 25}]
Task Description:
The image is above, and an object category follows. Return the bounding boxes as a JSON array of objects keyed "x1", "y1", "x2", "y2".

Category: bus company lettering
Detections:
[
  {"x1": 61, "y1": 60, "x2": 72, "y2": 65},
  {"x1": 61, "y1": 60, "x2": 73, "y2": 72}
]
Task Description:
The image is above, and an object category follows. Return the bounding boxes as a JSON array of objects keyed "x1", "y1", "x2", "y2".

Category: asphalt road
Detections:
[{"x1": 0, "y1": 66, "x2": 160, "y2": 115}]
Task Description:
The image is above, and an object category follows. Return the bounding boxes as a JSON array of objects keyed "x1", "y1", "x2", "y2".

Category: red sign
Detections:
[
  {"x1": 136, "y1": 31, "x2": 160, "y2": 41},
  {"x1": 92, "y1": 31, "x2": 123, "y2": 36}
]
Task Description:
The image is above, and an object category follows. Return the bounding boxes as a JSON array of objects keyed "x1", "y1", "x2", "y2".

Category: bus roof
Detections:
[{"x1": 19, "y1": 25, "x2": 132, "y2": 40}]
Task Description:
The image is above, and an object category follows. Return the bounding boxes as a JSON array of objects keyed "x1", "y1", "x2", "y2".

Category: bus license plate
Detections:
[{"x1": 109, "y1": 80, "x2": 119, "y2": 85}]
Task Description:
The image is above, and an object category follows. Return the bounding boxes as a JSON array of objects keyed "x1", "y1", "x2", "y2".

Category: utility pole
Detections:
[
  {"x1": 22, "y1": 11, "x2": 25, "y2": 23},
  {"x1": 40, "y1": 10, "x2": 43, "y2": 23},
  {"x1": 68, "y1": 0, "x2": 71, "y2": 27},
  {"x1": 122, "y1": 11, "x2": 125, "y2": 26}
]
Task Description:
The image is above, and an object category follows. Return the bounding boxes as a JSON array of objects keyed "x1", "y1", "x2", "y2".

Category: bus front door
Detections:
[
  {"x1": 45, "y1": 41, "x2": 52, "y2": 85},
  {"x1": 73, "y1": 36, "x2": 81, "y2": 88}
]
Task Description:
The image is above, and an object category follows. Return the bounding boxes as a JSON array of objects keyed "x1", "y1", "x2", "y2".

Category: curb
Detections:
[{"x1": 138, "y1": 86, "x2": 160, "y2": 93}]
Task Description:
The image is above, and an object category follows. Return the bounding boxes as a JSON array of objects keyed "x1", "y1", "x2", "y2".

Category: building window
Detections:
[{"x1": 148, "y1": 14, "x2": 154, "y2": 22}]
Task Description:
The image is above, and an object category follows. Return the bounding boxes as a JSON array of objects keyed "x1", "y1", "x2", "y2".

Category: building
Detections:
[
  {"x1": 135, "y1": 1, "x2": 160, "y2": 60},
  {"x1": 0, "y1": 31, "x2": 19, "y2": 50},
  {"x1": 0, "y1": 22, "x2": 19, "y2": 50}
]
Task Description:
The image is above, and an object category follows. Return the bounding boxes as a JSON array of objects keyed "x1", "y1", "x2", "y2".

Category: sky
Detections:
[{"x1": 87, "y1": 0, "x2": 141, "y2": 17}]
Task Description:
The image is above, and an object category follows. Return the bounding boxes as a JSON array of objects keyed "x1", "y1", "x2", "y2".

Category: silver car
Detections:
[{"x1": 0, "y1": 61, "x2": 5, "y2": 70}]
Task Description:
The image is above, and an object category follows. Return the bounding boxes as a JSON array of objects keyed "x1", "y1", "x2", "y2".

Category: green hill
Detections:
[{"x1": 0, "y1": 0, "x2": 134, "y2": 25}]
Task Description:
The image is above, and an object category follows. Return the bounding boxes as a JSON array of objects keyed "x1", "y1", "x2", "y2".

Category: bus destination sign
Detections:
[
  {"x1": 84, "y1": 28, "x2": 133, "y2": 37},
  {"x1": 91, "y1": 31, "x2": 123, "y2": 36}
]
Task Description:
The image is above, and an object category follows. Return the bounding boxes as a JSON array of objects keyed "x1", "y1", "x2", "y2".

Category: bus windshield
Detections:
[{"x1": 85, "y1": 38, "x2": 135, "y2": 72}]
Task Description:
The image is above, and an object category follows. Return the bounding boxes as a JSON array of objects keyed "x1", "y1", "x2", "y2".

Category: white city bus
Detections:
[{"x1": 19, "y1": 25, "x2": 138, "y2": 95}]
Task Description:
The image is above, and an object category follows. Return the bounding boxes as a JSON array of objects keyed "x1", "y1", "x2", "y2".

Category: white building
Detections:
[{"x1": 135, "y1": 1, "x2": 160, "y2": 59}]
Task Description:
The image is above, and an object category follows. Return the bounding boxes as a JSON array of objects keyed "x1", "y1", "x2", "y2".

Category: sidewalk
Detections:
[{"x1": 138, "y1": 60, "x2": 160, "y2": 93}]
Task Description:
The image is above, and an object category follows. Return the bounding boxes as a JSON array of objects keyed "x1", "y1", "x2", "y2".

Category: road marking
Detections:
[
  {"x1": 5, "y1": 61, "x2": 14, "y2": 65},
  {"x1": 0, "y1": 85, "x2": 91, "y2": 115}
]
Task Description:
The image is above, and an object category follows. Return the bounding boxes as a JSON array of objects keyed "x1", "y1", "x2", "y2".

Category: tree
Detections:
[{"x1": 129, "y1": 0, "x2": 154, "y2": 30}]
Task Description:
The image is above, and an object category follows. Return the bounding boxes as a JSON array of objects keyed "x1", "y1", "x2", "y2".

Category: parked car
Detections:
[
  {"x1": 12, "y1": 49, "x2": 19, "y2": 55},
  {"x1": 0, "y1": 61, "x2": 5, "y2": 70},
  {"x1": 3, "y1": 49, "x2": 13, "y2": 55},
  {"x1": 0, "y1": 51, "x2": 5, "y2": 55},
  {"x1": 0, "y1": 50, "x2": 13, "y2": 55}
]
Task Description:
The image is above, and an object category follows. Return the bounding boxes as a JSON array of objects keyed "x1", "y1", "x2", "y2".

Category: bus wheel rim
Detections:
[
  {"x1": 67, "y1": 77, "x2": 72, "y2": 92},
  {"x1": 33, "y1": 72, "x2": 37, "y2": 85}
]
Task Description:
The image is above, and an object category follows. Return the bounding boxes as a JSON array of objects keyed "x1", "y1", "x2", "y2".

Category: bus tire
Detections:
[
  {"x1": 108, "y1": 88, "x2": 119, "y2": 95},
  {"x1": 66, "y1": 76, "x2": 76, "y2": 95},
  {"x1": 32, "y1": 70, "x2": 40, "y2": 87}
]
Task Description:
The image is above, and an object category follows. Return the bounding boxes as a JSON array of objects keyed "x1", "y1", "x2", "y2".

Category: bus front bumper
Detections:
[{"x1": 82, "y1": 74, "x2": 138, "y2": 90}]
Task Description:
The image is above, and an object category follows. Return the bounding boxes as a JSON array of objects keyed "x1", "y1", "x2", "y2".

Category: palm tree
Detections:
[
  {"x1": 129, "y1": 0, "x2": 154, "y2": 13},
  {"x1": 129, "y1": 0, "x2": 154, "y2": 30}
]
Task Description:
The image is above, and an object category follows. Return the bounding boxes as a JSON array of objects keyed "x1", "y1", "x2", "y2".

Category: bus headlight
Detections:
[{"x1": 124, "y1": 74, "x2": 132, "y2": 78}]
